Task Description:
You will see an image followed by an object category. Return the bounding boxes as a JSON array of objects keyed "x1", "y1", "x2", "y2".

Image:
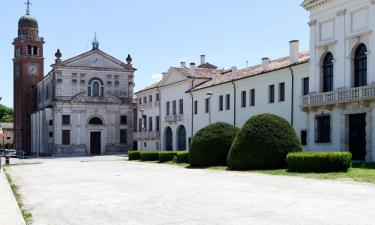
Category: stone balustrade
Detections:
[{"x1": 302, "y1": 85, "x2": 375, "y2": 108}]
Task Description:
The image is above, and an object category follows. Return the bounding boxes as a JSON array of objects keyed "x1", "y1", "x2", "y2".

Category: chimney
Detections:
[
  {"x1": 289, "y1": 40, "x2": 300, "y2": 64},
  {"x1": 180, "y1": 62, "x2": 186, "y2": 68},
  {"x1": 200, "y1": 55, "x2": 206, "y2": 65},
  {"x1": 190, "y1": 63, "x2": 196, "y2": 69},
  {"x1": 262, "y1": 57, "x2": 270, "y2": 71}
]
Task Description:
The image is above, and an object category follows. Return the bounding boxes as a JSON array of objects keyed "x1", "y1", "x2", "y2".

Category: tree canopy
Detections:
[{"x1": 0, "y1": 104, "x2": 13, "y2": 123}]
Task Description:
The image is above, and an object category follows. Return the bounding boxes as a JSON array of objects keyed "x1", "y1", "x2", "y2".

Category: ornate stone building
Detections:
[
  {"x1": 13, "y1": 2, "x2": 136, "y2": 156},
  {"x1": 13, "y1": 3, "x2": 44, "y2": 154}
]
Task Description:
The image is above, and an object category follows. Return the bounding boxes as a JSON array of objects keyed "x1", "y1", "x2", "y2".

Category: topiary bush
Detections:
[
  {"x1": 140, "y1": 151, "x2": 159, "y2": 161},
  {"x1": 176, "y1": 151, "x2": 189, "y2": 164},
  {"x1": 228, "y1": 113, "x2": 302, "y2": 170},
  {"x1": 128, "y1": 151, "x2": 141, "y2": 161},
  {"x1": 189, "y1": 122, "x2": 239, "y2": 167},
  {"x1": 159, "y1": 151, "x2": 177, "y2": 163},
  {"x1": 287, "y1": 152, "x2": 352, "y2": 173}
]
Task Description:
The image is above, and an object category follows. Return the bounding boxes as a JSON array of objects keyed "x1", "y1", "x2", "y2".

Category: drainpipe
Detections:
[
  {"x1": 288, "y1": 65, "x2": 295, "y2": 126},
  {"x1": 189, "y1": 92, "x2": 194, "y2": 140},
  {"x1": 231, "y1": 80, "x2": 237, "y2": 127},
  {"x1": 157, "y1": 86, "x2": 161, "y2": 150}
]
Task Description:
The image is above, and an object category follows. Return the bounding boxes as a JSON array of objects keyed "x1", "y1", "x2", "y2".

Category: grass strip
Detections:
[{"x1": 3, "y1": 167, "x2": 33, "y2": 224}]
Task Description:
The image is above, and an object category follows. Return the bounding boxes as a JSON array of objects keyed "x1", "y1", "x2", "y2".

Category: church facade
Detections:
[{"x1": 14, "y1": 4, "x2": 136, "y2": 156}]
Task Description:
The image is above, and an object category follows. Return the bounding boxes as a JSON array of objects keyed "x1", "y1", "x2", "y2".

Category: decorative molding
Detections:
[
  {"x1": 316, "y1": 40, "x2": 338, "y2": 49},
  {"x1": 308, "y1": 20, "x2": 317, "y2": 27},
  {"x1": 345, "y1": 30, "x2": 372, "y2": 40},
  {"x1": 336, "y1": 9, "x2": 346, "y2": 17}
]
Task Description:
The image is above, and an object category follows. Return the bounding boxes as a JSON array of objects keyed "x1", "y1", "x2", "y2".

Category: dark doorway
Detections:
[
  {"x1": 90, "y1": 132, "x2": 101, "y2": 155},
  {"x1": 165, "y1": 127, "x2": 173, "y2": 151},
  {"x1": 349, "y1": 114, "x2": 366, "y2": 161},
  {"x1": 177, "y1": 126, "x2": 187, "y2": 150}
]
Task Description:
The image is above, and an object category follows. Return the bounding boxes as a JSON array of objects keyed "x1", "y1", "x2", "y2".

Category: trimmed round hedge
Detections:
[
  {"x1": 189, "y1": 122, "x2": 239, "y2": 167},
  {"x1": 227, "y1": 113, "x2": 302, "y2": 170}
]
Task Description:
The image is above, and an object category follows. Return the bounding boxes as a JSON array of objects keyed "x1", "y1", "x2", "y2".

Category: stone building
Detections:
[
  {"x1": 135, "y1": 0, "x2": 375, "y2": 162},
  {"x1": 11, "y1": 2, "x2": 137, "y2": 156},
  {"x1": 31, "y1": 40, "x2": 136, "y2": 156},
  {"x1": 0, "y1": 123, "x2": 14, "y2": 148}
]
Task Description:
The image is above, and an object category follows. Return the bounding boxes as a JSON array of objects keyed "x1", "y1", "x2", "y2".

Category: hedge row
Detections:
[
  {"x1": 128, "y1": 150, "x2": 189, "y2": 164},
  {"x1": 128, "y1": 151, "x2": 141, "y2": 161},
  {"x1": 287, "y1": 152, "x2": 352, "y2": 173},
  {"x1": 159, "y1": 151, "x2": 177, "y2": 163}
]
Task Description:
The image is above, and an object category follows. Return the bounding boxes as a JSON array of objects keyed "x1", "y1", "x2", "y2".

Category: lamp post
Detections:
[
  {"x1": 140, "y1": 109, "x2": 144, "y2": 151},
  {"x1": 206, "y1": 92, "x2": 213, "y2": 125}
]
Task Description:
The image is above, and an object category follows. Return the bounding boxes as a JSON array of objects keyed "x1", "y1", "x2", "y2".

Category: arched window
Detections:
[
  {"x1": 88, "y1": 78, "x2": 104, "y2": 97},
  {"x1": 322, "y1": 52, "x2": 334, "y2": 92},
  {"x1": 89, "y1": 117, "x2": 103, "y2": 125},
  {"x1": 354, "y1": 44, "x2": 367, "y2": 87}
]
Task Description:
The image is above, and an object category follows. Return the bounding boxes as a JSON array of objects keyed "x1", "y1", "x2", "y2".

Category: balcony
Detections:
[
  {"x1": 302, "y1": 85, "x2": 375, "y2": 108},
  {"x1": 165, "y1": 114, "x2": 184, "y2": 123},
  {"x1": 133, "y1": 131, "x2": 160, "y2": 141}
]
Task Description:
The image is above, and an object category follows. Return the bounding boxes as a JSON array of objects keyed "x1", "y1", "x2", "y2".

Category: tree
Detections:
[{"x1": 0, "y1": 104, "x2": 14, "y2": 123}]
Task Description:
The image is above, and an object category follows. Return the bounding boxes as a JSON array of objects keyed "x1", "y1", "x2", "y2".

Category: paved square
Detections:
[{"x1": 6, "y1": 156, "x2": 375, "y2": 225}]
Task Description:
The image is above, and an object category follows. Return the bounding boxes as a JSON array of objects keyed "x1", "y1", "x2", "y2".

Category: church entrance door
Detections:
[{"x1": 90, "y1": 132, "x2": 101, "y2": 155}]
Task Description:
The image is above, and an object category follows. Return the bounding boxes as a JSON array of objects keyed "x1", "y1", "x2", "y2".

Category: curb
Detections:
[{"x1": 0, "y1": 167, "x2": 26, "y2": 225}]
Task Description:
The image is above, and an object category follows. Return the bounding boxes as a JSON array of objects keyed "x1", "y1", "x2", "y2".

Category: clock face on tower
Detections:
[{"x1": 26, "y1": 63, "x2": 38, "y2": 76}]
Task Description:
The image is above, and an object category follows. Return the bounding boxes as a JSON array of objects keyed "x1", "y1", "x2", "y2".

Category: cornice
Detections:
[{"x1": 301, "y1": 0, "x2": 332, "y2": 11}]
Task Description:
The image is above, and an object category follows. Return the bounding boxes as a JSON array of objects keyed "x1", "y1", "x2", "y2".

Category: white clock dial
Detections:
[{"x1": 27, "y1": 64, "x2": 38, "y2": 76}]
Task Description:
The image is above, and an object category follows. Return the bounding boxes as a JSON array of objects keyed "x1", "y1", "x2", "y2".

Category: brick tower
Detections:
[{"x1": 13, "y1": 1, "x2": 44, "y2": 155}]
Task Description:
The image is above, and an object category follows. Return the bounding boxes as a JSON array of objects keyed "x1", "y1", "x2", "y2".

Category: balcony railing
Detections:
[
  {"x1": 302, "y1": 85, "x2": 375, "y2": 108},
  {"x1": 133, "y1": 131, "x2": 160, "y2": 141},
  {"x1": 137, "y1": 101, "x2": 160, "y2": 110},
  {"x1": 165, "y1": 114, "x2": 184, "y2": 123}
]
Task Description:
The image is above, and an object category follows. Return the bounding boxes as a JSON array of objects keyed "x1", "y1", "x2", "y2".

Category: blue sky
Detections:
[{"x1": 0, "y1": 0, "x2": 309, "y2": 108}]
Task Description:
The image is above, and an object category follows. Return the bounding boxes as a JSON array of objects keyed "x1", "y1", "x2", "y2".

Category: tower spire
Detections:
[
  {"x1": 25, "y1": 0, "x2": 32, "y2": 15},
  {"x1": 92, "y1": 32, "x2": 99, "y2": 49}
]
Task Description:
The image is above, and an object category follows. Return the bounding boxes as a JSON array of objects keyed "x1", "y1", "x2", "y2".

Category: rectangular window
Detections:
[
  {"x1": 241, "y1": 91, "x2": 247, "y2": 108},
  {"x1": 120, "y1": 129, "x2": 128, "y2": 144},
  {"x1": 172, "y1": 100, "x2": 177, "y2": 115},
  {"x1": 219, "y1": 95, "x2": 224, "y2": 111},
  {"x1": 143, "y1": 96, "x2": 147, "y2": 104},
  {"x1": 226, "y1": 94, "x2": 230, "y2": 110},
  {"x1": 316, "y1": 115, "x2": 331, "y2": 143},
  {"x1": 138, "y1": 98, "x2": 142, "y2": 104},
  {"x1": 149, "y1": 95, "x2": 153, "y2": 103},
  {"x1": 49, "y1": 132, "x2": 53, "y2": 138},
  {"x1": 156, "y1": 116, "x2": 160, "y2": 132},
  {"x1": 62, "y1": 130, "x2": 70, "y2": 145},
  {"x1": 143, "y1": 116, "x2": 147, "y2": 131},
  {"x1": 120, "y1": 115, "x2": 127, "y2": 125},
  {"x1": 302, "y1": 77, "x2": 309, "y2": 95},
  {"x1": 166, "y1": 102, "x2": 170, "y2": 116},
  {"x1": 148, "y1": 117, "x2": 153, "y2": 132},
  {"x1": 250, "y1": 89, "x2": 255, "y2": 106},
  {"x1": 205, "y1": 98, "x2": 210, "y2": 114},
  {"x1": 49, "y1": 120, "x2": 53, "y2": 126},
  {"x1": 156, "y1": 93, "x2": 160, "y2": 101},
  {"x1": 269, "y1": 85, "x2": 275, "y2": 103},
  {"x1": 194, "y1": 100, "x2": 198, "y2": 115},
  {"x1": 279, "y1": 82, "x2": 285, "y2": 102},
  {"x1": 138, "y1": 119, "x2": 142, "y2": 132},
  {"x1": 179, "y1": 99, "x2": 184, "y2": 114},
  {"x1": 301, "y1": 130, "x2": 307, "y2": 146},
  {"x1": 62, "y1": 115, "x2": 70, "y2": 125}
]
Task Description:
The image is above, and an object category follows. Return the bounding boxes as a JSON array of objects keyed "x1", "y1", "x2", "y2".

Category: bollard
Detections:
[{"x1": 5, "y1": 156, "x2": 9, "y2": 165}]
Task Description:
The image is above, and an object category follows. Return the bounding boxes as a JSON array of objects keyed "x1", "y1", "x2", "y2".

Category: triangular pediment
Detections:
[
  {"x1": 159, "y1": 68, "x2": 188, "y2": 87},
  {"x1": 59, "y1": 49, "x2": 134, "y2": 71}
]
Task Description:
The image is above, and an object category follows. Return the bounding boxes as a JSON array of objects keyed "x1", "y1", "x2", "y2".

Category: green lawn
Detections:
[
  {"x1": 227, "y1": 162, "x2": 375, "y2": 184},
  {"x1": 132, "y1": 159, "x2": 375, "y2": 184}
]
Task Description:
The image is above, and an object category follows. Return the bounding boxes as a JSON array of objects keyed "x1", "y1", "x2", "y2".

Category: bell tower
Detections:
[{"x1": 13, "y1": 0, "x2": 44, "y2": 154}]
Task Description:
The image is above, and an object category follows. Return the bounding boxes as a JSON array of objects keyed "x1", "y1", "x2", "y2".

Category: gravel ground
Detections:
[{"x1": 6, "y1": 156, "x2": 375, "y2": 225}]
